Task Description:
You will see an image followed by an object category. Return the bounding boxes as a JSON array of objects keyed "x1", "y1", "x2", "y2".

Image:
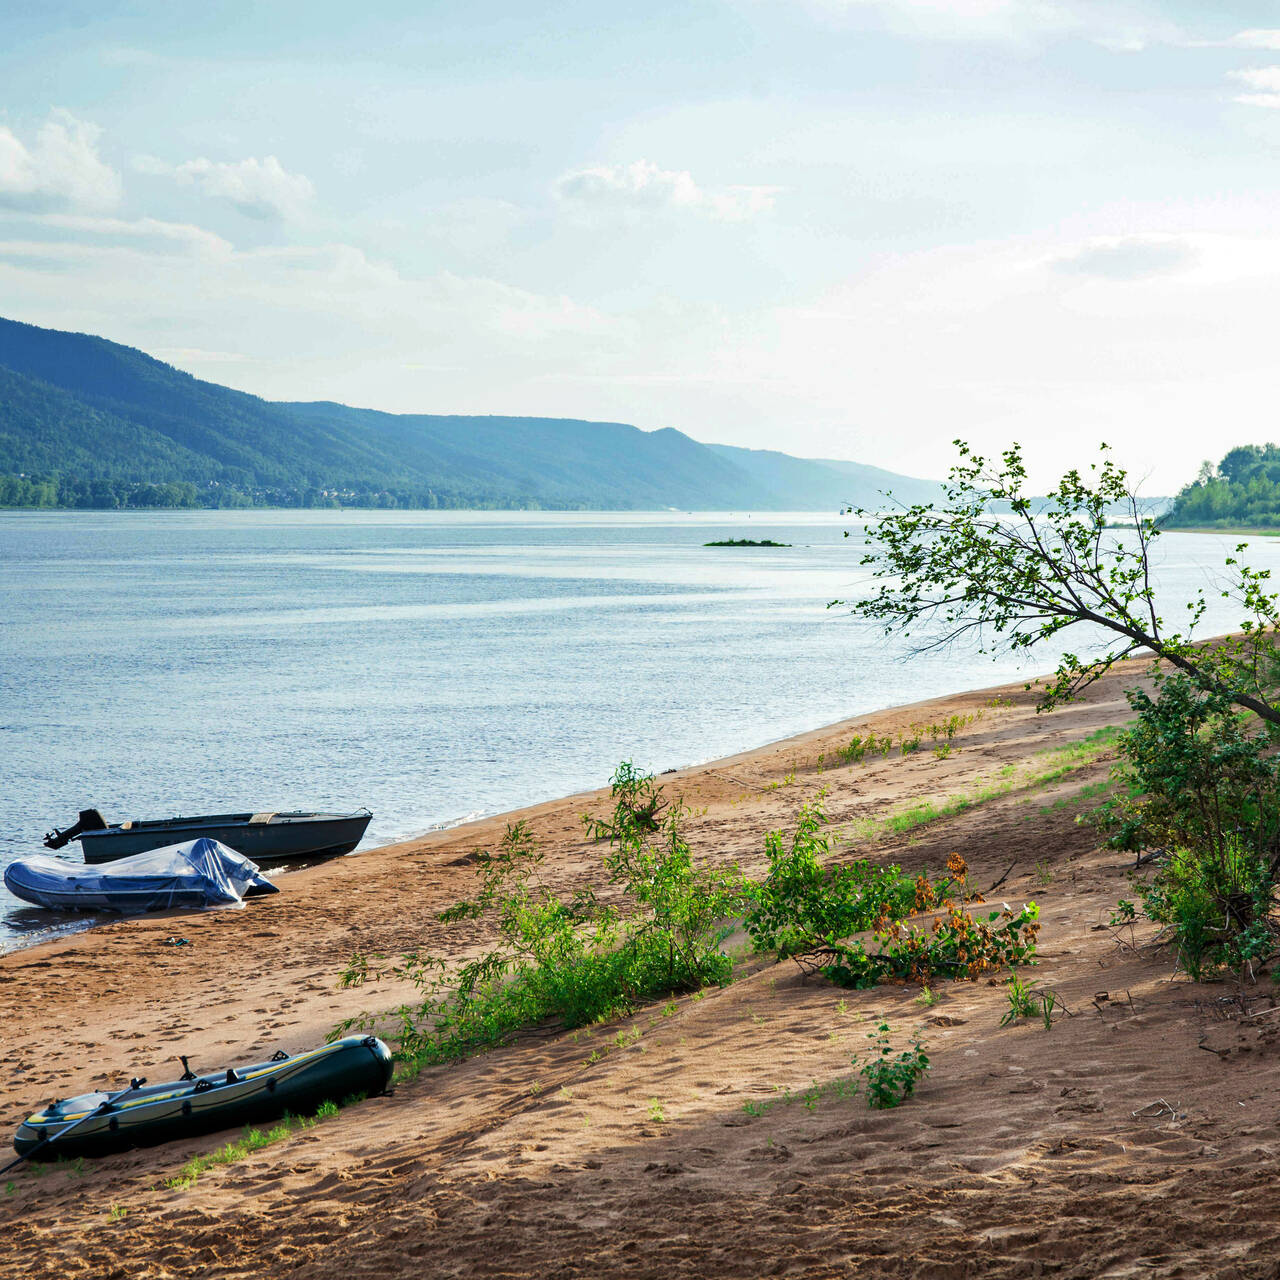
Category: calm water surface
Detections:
[{"x1": 0, "y1": 509, "x2": 1271, "y2": 950}]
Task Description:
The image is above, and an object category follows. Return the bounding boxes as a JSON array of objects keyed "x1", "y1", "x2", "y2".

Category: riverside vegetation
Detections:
[
  {"x1": 852, "y1": 439, "x2": 1280, "y2": 989},
  {"x1": 335, "y1": 764, "x2": 1044, "y2": 1106}
]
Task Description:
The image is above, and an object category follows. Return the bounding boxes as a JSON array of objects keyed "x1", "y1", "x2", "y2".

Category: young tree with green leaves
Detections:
[{"x1": 848, "y1": 440, "x2": 1280, "y2": 727}]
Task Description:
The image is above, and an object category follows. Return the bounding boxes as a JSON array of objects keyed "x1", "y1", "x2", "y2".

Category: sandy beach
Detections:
[{"x1": 1, "y1": 657, "x2": 1277, "y2": 1279}]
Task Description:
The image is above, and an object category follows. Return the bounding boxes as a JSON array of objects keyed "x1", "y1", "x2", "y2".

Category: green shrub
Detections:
[
  {"x1": 1097, "y1": 674, "x2": 1280, "y2": 980},
  {"x1": 1138, "y1": 838, "x2": 1275, "y2": 980},
  {"x1": 744, "y1": 800, "x2": 1039, "y2": 988},
  {"x1": 744, "y1": 796, "x2": 935, "y2": 959},
  {"x1": 339, "y1": 765, "x2": 746, "y2": 1070},
  {"x1": 1101, "y1": 675, "x2": 1280, "y2": 864},
  {"x1": 854, "y1": 1022, "x2": 929, "y2": 1108}
]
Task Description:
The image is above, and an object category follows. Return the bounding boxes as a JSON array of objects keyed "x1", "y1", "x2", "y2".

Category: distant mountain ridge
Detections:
[{"x1": 0, "y1": 316, "x2": 939, "y2": 510}]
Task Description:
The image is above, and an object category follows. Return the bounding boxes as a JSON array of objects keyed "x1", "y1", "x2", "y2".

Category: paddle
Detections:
[{"x1": 0, "y1": 1076, "x2": 147, "y2": 1176}]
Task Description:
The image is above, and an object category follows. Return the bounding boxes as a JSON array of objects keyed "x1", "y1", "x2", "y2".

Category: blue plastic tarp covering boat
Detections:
[{"x1": 3, "y1": 837, "x2": 278, "y2": 914}]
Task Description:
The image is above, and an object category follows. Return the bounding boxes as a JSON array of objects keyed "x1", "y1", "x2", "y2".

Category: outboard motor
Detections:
[{"x1": 44, "y1": 809, "x2": 108, "y2": 850}]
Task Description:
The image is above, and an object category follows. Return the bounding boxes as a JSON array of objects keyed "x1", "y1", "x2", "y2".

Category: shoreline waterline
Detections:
[{"x1": 0, "y1": 660, "x2": 1110, "y2": 960}]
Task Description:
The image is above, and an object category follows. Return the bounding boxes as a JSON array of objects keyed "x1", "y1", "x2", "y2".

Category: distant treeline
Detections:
[
  {"x1": 1162, "y1": 445, "x2": 1280, "y2": 529},
  {"x1": 0, "y1": 472, "x2": 591, "y2": 511}
]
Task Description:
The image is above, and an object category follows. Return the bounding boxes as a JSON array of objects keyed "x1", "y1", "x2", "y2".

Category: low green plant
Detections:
[
  {"x1": 744, "y1": 795, "x2": 947, "y2": 961},
  {"x1": 853, "y1": 1022, "x2": 930, "y2": 1108},
  {"x1": 107, "y1": 1203, "x2": 127, "y2": 1222},
  {"x1": 999, "y1": 972, "x2": 1059, "y2": 1029},
  {"x1": 914, "y1": 986, "x2": 938, "y2": 1008},
  {"x1": 745, "y1": 799, "x2": 1036, "y2": 988},
  {"x1": 163, "y1": 1114, "x2": 312, "y2": 1190},
  {"x1": 837, "y1": 732, "x2": 893, "y2": 765},
  {"x1": 337, "y1": 765, "x2": 747, "y2": 1072},
  {"x1": 933, "y1": 742, "x2": 954, "y2": 760},
  {"x1": 648, "y1": 1098, "x2": 666, "y2": 1124},
  {"x1": 1138, "y1": 838, "x2": 1275, "y2": 980}
]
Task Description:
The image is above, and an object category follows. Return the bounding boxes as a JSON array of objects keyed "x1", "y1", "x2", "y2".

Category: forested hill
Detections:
[
  {"x1": 1161, "y1": 444, "x2": 1280, "y2": 529},
  {"x1": 0, "y1": 315, "x2": 937, "y2": 510}
]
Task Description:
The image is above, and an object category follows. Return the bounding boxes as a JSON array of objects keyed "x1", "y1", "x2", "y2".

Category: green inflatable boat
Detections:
[{"x1": 12, "y1": 1035, "x2": 393, "y2": 1160}]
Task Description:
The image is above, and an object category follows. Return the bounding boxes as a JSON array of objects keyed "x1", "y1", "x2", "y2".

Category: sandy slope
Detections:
[{"x1": 1, "y1": 659, "x2": 1278, "y2": 1279}]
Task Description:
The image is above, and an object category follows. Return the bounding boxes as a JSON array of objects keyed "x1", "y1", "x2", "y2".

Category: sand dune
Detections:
[{"x1": 1, "y1": 658, "x2": 1276, "y2": 1278}]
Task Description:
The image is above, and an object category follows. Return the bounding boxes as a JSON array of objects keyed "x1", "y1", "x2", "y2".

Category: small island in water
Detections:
[{"x1": 703, "y1": 538, "x2": 791, "y2": 547}]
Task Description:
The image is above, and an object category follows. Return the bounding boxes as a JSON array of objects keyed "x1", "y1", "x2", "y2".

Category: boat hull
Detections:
[
  {"x1": 13, "y1": 1036, "x2": 393, "y2": 1159},
  {"x1": 79, "y1": 811, "x2": 371, "y2": 865}
]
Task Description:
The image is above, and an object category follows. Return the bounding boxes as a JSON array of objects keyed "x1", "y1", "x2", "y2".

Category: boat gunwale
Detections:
[{"x1": 91, "y1": 810, "x2": 368, "y2": 837}]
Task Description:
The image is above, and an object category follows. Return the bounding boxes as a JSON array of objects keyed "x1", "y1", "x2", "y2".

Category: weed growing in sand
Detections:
[
  {"x1": 528, "y1": 1081, "x2": 543, "y2": 1096},
  {"x1": 661, "y1": 1001, "x2": 678, "y2": 1018},
  {"x1": 741, "y1": 1074, "x2": 860, "y2": 1119},
  {"x1": 338, "y1": 765, "x2": 748, "y2": 1073},
  {"x1": 648, "y1": 1098, "x2": 667, "y2": 1124},
  {"x1": 107, "y1": 1204, "x2": 127, "y2": 1222},
  {"x1": 844, "y1": 726, "x2": 1122, "y2": 847},
  {"x1": 1034, "y1": 861, "x2": 1054, "y2": 886},
  {"x1": 837, "y1": 733, "x2": 893, "y2": 766},
  {"x1": 932, "y1": 743, "x2": 954, "y2": 761},
  {"x1": 999, "y1": 974, "x2": 1060, "y2": 1030},
  {"x1": 162, "y1": 1115, "x2": 316, "y2": 1190},
  {"x1": 853, "y1": 1022, "x2": 929, "y2": 1109},
  {"x1": 745, "y1": 794, "x2": 954, "y2": 961},
  {"x1": 914, "y1": 986, "x2": 938, "y2": 1009},
  {"x1": 4, "y1": 1182, "x2": 13, "y2": 1197}
]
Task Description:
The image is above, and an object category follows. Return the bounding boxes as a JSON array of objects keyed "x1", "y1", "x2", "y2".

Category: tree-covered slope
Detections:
[
  {"x1": 707, "y1": 443, "x2": 941, "y2": 509},
  {"x1": 0, "y1": 314, "x2": 937, "y2": 510},
  {"x1": 281, "y1": 402, "x2": 781, "y2": 509},
  {"x1": 1162, "y1": 444, "x2": 1280, "y2": 529}
]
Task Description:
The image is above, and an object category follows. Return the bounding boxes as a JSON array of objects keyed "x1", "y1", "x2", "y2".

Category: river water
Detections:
[{"x1": 0, "y1": 508, "x2": 1269, "y2": 950}]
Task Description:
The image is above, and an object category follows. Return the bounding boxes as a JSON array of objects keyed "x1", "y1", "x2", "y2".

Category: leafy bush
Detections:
[
  {"x1": 1101, "y1": 675, "x2": 1280, "y2": 865},
  {"x1": 854, "y1": 1021, "x2": 930, "y2": 1108},
  {"x1": 338, "y1": 765, "x2": 745, "y2": 1070},
  {"x1": 743, "y1": 796, "x2": 930, "y2": 959},
  {"x1": 1138, "y1": 839, "x2": 1275, "y2": 980},
  {"x1": 819, "y1": 902, "x2": 1040, "y2": 989},
  {"x1": 1097, "y1": 674, "x2": 1280, "y2": 980},
  {"x1": 745, "y1": 801, "x2": 1039, "y2": 988}
]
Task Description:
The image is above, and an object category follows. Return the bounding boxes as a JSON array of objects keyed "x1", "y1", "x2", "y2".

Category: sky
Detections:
[{"x1": 3, "y1": 1, "x2": 1280, "y2": 491}]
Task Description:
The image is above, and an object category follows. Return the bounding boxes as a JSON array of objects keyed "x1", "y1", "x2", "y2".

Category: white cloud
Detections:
[
  {"x1": 37, "y1": 213, "x2": 230, "y2": 256},
  {"x1": 1051, "y1": 236, "x2": 1197, "y2": 281},
  {"x1": 781, "y1": 0, "x2": 1192, "y2": 52},
  {"x1": 136, "y1": 153, "x2": 314, "y2": 220},
  {"x1": 1191, "y1": 29, "x2": 1280, "y2": 51},
  {"x1": 0, "y1": 111, "x2": 121, "y2": 212},
  {"x1": 797, "y1": 0, "x2": 1074, "y2": 42},
  {"x1": 555, "y1": 159, "x2": 776, "y2": 222},
  {"x1": 1228, "y1": 66, "x2": 1280, "y2": 109}
]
